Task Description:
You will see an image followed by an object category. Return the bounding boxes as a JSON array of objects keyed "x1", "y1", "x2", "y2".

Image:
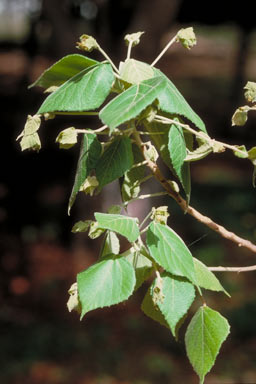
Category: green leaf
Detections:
[
  {"x1": 17, "y1": 114, "x2": 41, "y2": 151},
  {"x1": 193, "y1": 258, "x2": 230, "y2": 297},
  {"x1": 177, "y1": 27, "x2": 197, "y2": 50},
  {"x1": 124, "y1": 31, "x2": 145, "y2": 47},
  {"x1": 231, "y1": 106, "x2": 249, "y2": 126},
  {"x1": 141, "y1": 287, "x2": 169, "y2": 329},
  {"x1": 151, "y1": 206, "x2": 170, "y2": 225},
  {"x1": 100, "y1": 231, "x2": 120, "y2": 259},
  {"x1": 29, "y1": 54, "x2": 98, "y2": 89},
  {"x1": 88, "y1": 221, "x2": 105, "y2": 239},
  {"x1": 56, "y1": 127, "x2": 78, "y2": 149},
  {"x1": 144, "y1": 120, "x2": 173, "y2": 169},
  {"x1": 168, "y1": 121, "x2": 191, "y2": 203},
  {"x1": 146, "y1": 222, "x2": 196, "y2": 285},
  {"x1": 68, "y1": 133, "x2": 102, "y2": 214},
  {"x1": 71, "y1": 220, "x2": 91, "y2": 233},
  {"x1": 185, "y1": 306, "x2": 230, "y2": 384},
  {"x1": 123, "y1": 247, "x2": 153, "y2": 290},
  {"x1": 233, "y1": 145, "x2": 248, "y2": 159},
  {"x1": 154, "y1": 69, "x2": 206, "y2": 133},
  {"x1": 121, "y1": 144, "x2": 145, "y2": 202},
  {"x1": 99, "y1": 76, "x2": 166, "y2": 132},
  {"x1": 79, "y1": 175, "x2": 99, "y2": 196},
  {"x1": 76, "y1": 34, "x2": 99, "y2": 52},
  {"x1": 67, "y1": 282, "x2": 81, "y2": 313},
  {"x1": 95, "y1": 136, "x2": 133, "y2": 189},
  {"x1": 120, "y1": 59, "x2": 154, "y2": 85},
  {"x1": 77, "y1": 255, "x2": 136, "y2": 319},
  {"x1": 38, "y1": 63, "x2": 114, "y2": 113},
  {"x1": 244, "y1": 81, "x2": 256, "y2": 103},
  {"x1": 185, "y1": 142, "x2": 212, "y2": 162},
  {"x1": 95, "y1": 213, "x2": 140, "y2": 243},
  {"x1": 157, "y1": 273, "x2": 195, "y2": 338}
]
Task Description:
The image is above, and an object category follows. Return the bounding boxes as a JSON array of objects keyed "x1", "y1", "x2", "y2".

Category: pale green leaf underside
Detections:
[
  {"x1": 68, "y1": 133, "x2": 102, "y2": 214},
  {"x1": 168, "y1": 122, "x2": 191, "y2": 203},
  {"x1": 99, "y1": 76, "x2": 166, "y2": 131},
  {"x1": 95, "y1": 136, "x2": 133, "y2": 189},
  {"x1": 120, "y1": 59, "x2": 154, "y2": 85},
  {"x1": 121, "y1": 143, "x2": 145, "y2": 202},
  {"x1": 154, "y1": 69, "x2": 206, "y2": 133},
  {"x1": 144, "y1": 120, "x2": 173, "y2": 169},
  {"x1": 95, "y1": 213, "x2": 140, "y2": 243},
  {"x1": 146, "y1": 222, "x2": 196, "y2": 285},
  {"x1": 100, "y1": 231, "x2": 120, "y2": 259},
  {"x1": 29, "y1": 54, "x2": 98, "y2": 89},
  {"x1": 193, "y1": 258, "x2": 230, "y2": 297},
  {"x1": 38, "y1": 63, "x2": 114, "y2": 113},
  {"x1": 185, "y1": 306, "x2": 230, "y2": 383},
  {"x1": 78, "y1": 256, "x2": 136, "y2": 319},
  {"x1": 123, "y1": 248, "x2": 153, "y2": 290},
  {"x1": 157, "y1": 272, "x2": 196, "y2": 338}
]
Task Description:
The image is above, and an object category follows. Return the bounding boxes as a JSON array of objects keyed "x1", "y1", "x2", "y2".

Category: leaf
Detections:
[
  {"x1": 95, "y1": 213, "x2": 140, "y2": 243},
  {"x1": 100, "y1": 231, "x2": 120, "y2": 259},
  {"x1": 68, "y1": 133, "x2": 102, "y2": 214},
  {"x1": 124, "y1": 247, "x2": 153, "y2": 290},
  {"x1": 185, "y1": 306, "x2": 230, "y2": 384},
  {"x1": 231, "y1": 106, "x2": 249, "y2": 126},
  {"x1": 95, "y1": 136, "x2": 133, "y2": 189},
  {"x1": 56, "y1": 127, "x2": 78, "y2": 149},
  {"x1": 20, "y1": 132, "x2": 41, "y2": 152},
  {"x1": 193, "y1": 258, "x2": 230, "y2": 297},
  {"x1": 146, "y1": 222, "x2": 196, "y2": 285},
  {"x1": 99, "y1": 76, "x2": 166, "y2": 132},
  {"x1": 124, "y1": 31, "x2": 145, "y2": 47},
  {"x1": 154, "y1": 69, "x2": 206, "y2": 133},
  {"x1": 17, "y1": 114, "x2": 41, "y2": 151},
  {"x1": 79, "y1": 175, "x2": 99, "y2": 196},
  {"x1": 77, "y1": 255, "x2": 136, "y2": 319},
  {"x1": 76, "y1": 34, "x2": 99, "y2": 52},
  {"x1": 244, "y1": 81, "x2": 256, "y2": 103},
  {"x1": 29, "y1": 54, "x2": 98, "y2": 89},
  {"x1": 151, "y1": 272, "x2": 195, "y2": 339},
  {"x1": 185, "y1": 142, "x2": 212, "y2": 162},
  {"x1": 67, "y1": 282, "x2": 81, "y2": 313},
  {"x1": 144, "y1": 120, "x2": 173, "y2": 169},
  {"x1": 88, "y1": 221, "x2": 105, "y2": 239},
  {"x1": 141, "y1": 287, "x2": 169, "y2": 329},
  {"x1": 151, "y1": 206, "x2": 170, "y2": 225},
  {"x1": 232, "y1": 145, "x2": 248, "y2": 159},
  {"x1": 121, "y1": 143, "x2": 145, "y2": 202},
  {"x1": 176, "y1": 27, "x2": 197, "y2": 50},
  {"x1": 38, "y1": 63, "x2": 114, "y2": 113},
  {"x1": 120, "y1": 59, "x2": 154, "y2": 85},
  {"x1": 168, "y1": 121, "x2": 191, "y2": 203},
  {"x1": 71, "y1": 220, "x2": 91, "y2": 233}
]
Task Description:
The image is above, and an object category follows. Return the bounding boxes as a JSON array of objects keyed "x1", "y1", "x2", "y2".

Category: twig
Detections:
[
  {"x1": 133, "y1": 130, "x2": 256, "y2": 254},
  {"x1": 151, "y1": 34, "x2": 177, "y2": 67},
  {"x1": 76, "y1": 125, "x2": 109, "y2": 135},
  {"x1": 209, "y1": 265, "x2": 256, "y2": 272},
  {"x1": 154, "y1": 115, "x2": 247, "y2": 157},
  {"x1": 97, "y1": 46, "x2": 120, "y2": 75}
]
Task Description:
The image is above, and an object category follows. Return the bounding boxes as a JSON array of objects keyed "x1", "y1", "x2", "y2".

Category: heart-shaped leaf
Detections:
[
  {"x1": 38, "y1": 62, "x2": 114, "y2": 113},
  {"x1": 78, "y1": 255, "x2": 136, "y2": 319}
]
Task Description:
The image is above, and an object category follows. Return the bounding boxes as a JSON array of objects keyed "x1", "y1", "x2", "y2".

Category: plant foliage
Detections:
[{"x1": 18, "y1": 27, "x2": 256, "y2": 383}]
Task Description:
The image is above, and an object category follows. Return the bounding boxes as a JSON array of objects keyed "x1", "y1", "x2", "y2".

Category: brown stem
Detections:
[
  {"x1": 134, "y1": 131, "x2": 256, "y2": 254},
  {"x1": 209, "y1": 265, "x2": 256, "y2": 272}
]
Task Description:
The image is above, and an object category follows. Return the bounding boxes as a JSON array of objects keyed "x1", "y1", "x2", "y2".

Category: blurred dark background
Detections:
[{"x1": 1, "y1": 1, "x2": 256, "y2": 383}]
